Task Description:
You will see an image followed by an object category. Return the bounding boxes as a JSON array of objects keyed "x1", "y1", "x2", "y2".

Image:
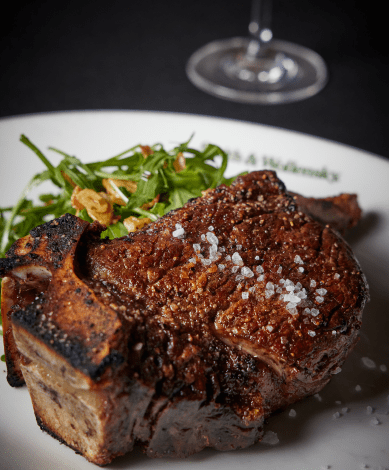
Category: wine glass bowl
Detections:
[{"x1": 186, "y1": 1, "x2": 328, "y2": 104}]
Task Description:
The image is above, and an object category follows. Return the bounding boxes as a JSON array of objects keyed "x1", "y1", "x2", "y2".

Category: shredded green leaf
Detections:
[{"x1": 0, "y1": 135, "x2": 244, "y2": 350}]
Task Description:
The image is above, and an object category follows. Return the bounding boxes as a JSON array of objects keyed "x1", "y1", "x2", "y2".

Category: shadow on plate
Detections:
[{"x1": 344, "y1": 211, "x2": 381, "y2": 246}]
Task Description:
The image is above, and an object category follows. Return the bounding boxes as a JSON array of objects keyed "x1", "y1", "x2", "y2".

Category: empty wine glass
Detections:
[{"x1": 186, "y1": 0, "x2": 328, "y2": 104}]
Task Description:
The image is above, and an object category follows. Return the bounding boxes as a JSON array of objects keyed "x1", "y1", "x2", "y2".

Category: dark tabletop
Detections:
[{"x1": 1, "y1": 0, "x2": 388, "y2": 160}]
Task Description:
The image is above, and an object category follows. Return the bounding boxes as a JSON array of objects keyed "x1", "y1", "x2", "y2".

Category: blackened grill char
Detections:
[{"x1": 0, "y1": 171, "x2": 368, "y2": 465}]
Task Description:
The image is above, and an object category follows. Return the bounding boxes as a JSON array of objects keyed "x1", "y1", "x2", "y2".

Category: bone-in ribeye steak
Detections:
[{"x1": 0, "y1": 171, "x2": 368, "y2": 465}]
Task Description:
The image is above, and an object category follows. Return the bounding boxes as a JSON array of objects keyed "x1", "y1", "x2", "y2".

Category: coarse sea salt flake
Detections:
[
  {"x1": 193, "y1": 243, "x2": 201, "y2": 252},
  {"x1": 209, "y1": 245, "x2": 218, "y2": 256},
  {"x1": 242, "y1": 266, "x2": 254, "y2": 278},
  {"x1": 310, "y1": 279, "x2": 316, "y2": 288},
  {"x1": 231, "y1": 266, "x2": 239, "y2": 273},
  {"x1": 218, "y1": 264, "x2": 225, "y2": 270},
  {"x1": 172, "y1": 228, "x2": 185, "y2": 238},
  {"x1": 189, "y1": 258, "x2": 197, "y2": 263},
  {"x1": 308, "y1": 330, "x2": 316, "y2": 337},
  {"x1": 286, "y1": 303, "x2": 298, "y2": 314},
  {"x1": 311, "y1": 308, "x2": 319, "y2": 316},
  {"x1": 208, "y1": 225, "x2": 214, "y2": 231},
  {"x1": 242, "y1": 292, "x2": 249, "y2": 300},
  {"x1": 236, "y1": 275, "x2": 245, "y2": 281},
  {"x1": 266, "y1": 282, "x2": 274, "y2": 290},
  {"x1": 207, "y1": 232, "x2": 219, "y2": 245},
  {"x1": 284, "y1": 293, "x2": 301, "y2": 303},
  {"x1": 256, "y1": 265, "x2": 264, "y2": 274},
  {"x1": 334, "y1": 273, "x2": 340, "y2": 279},
  {"x1": 232, "y1": 252, "x2": 243, "y2": 265},
  {"x1": 277, "y1": 266, "x2": 282, "y2": 273},
  {"x1": 316, "y1": 288, "x2": 327, "y2": 296},
  {"x1": 316, "y1": 296, "x2": 324, "y2": 303},
  {"x1": 257, "y1": 274, "x2": 264, "y2": 281},
  {"x1": 266, "y1": 325, "x2": 274, "y2": 332},
  {"x1": 298, "y1": 267, "x2": 304, "y2": 273},
  {"x1": 294, "y1": 255, "x2": 303, "y2": 264}
]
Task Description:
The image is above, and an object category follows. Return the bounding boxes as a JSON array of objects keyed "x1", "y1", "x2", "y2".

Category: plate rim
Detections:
[{"x1": 0, "y1": 109, "x2": 387, "y2": 165}]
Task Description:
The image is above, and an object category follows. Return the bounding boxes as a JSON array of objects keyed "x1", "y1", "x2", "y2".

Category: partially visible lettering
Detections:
[
  {"x1": 200, "y1": 143, "x2": 340, "y2": 183},
  {"x1": 262, "y1": 156, "x2": 340, "y2": 183}
]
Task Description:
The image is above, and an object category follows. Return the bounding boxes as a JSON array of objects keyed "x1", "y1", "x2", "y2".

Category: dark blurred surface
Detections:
[{"x1": 0, "y1": 0, "x2": 387, "y2": 158}]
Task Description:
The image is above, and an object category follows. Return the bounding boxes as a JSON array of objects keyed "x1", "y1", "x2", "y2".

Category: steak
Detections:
[{"x1": 0, "y1": 170, "x2": 369, "y2": 466}]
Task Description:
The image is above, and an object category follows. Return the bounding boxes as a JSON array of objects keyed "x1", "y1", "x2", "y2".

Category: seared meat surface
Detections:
[
  {"x1": 290, "y1": 192, "x2": 362, "y2": 235},
  {"x1": 0, "y1": 171, "x2": 368, "y2": 465}
]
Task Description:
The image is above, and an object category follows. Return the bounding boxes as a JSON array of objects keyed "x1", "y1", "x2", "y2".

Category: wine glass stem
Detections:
[{"x1": 247, "y1": 0, "x2": 273, "y2": 57}]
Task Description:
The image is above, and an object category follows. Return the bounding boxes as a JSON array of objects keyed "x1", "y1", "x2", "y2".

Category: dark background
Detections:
[{"x1": 1, "y1": 0, "x2": 387, "y2": 159}]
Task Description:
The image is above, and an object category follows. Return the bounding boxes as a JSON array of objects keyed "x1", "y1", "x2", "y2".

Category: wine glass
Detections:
[{"x1": 186, "y1": 0, "x2": 328, "y2": 104}]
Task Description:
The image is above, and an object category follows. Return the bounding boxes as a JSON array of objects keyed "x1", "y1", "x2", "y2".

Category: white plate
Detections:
[{"x1": 1, "y1": 111, "x2": 388, "y2": 470}]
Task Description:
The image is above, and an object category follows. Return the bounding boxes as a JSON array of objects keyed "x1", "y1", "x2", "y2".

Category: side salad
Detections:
[{"x1": 0, "y1": 135, "x2": 241, "y2": 357}]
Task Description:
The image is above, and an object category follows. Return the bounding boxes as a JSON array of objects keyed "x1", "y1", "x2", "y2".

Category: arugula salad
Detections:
[{"x1": 0, "y1": 135, "x2": 240, "y2": 358}]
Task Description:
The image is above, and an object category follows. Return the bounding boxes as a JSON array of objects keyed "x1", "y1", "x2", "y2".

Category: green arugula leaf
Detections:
[
  {"x1": 101, "y1": 222, "x2": 128, "y2": 239},
  {"x1": 0, "y1": 138, "x2": 241, "y2": 258}
]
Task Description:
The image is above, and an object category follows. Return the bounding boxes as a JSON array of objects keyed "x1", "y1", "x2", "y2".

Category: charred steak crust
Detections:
[
  {"x1": 289, "y1": 192, "x2": 362, "y2": 235},
  {"x1": 0, "y1": 171, "x2": 369, "y2": 465}
]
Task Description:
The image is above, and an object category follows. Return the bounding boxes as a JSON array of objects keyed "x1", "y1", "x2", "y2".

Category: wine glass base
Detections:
[{"x1": 186, "y1": 37, "x2": 328, "y2": 104}]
